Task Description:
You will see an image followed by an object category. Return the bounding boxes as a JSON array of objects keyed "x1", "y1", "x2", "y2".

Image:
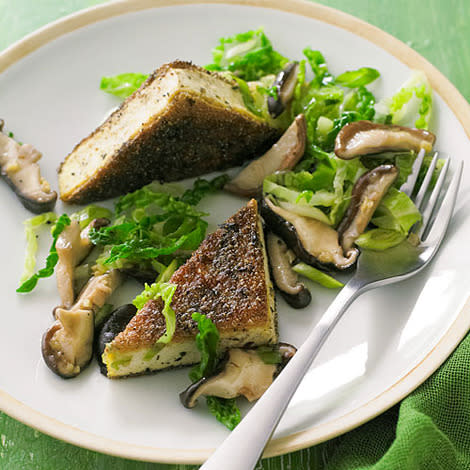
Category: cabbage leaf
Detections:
[
  {"x1": 100, "y1": 73, "x2": 148, "y2": 99},
  {"x1": 189, "y1": 312, "x2": 242, "y2": 430},
  {"x1": 375, "y1": 71, "x2": 432, "y2": 129},
  {"x1": 205, "y1": 28, "x2": 288, "y2": 81},
  {"x1": 17, "y1": 214, "x2": 71, "y2": 293}
]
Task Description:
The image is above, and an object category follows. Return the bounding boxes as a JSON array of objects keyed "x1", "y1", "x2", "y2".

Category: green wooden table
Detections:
[{"x1": 1, "y1": 1, "x2": 469, "y2": 469}]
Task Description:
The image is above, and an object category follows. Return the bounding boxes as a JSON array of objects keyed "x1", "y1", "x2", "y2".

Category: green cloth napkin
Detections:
[
  {"x1": 316, "y1": 332, "x2": 470, "y2": 469},
  {"x1": 1, "y1": 1, "x2": 469, "y2": 469}
]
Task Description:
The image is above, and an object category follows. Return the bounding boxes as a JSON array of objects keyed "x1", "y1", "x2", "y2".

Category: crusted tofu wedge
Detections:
[
  {"x1": 58, "y1": 61, "x2": 280, "y2": 204},
  {"x1": 102, "y1": 199, "x2": 277, "y2": 378}
]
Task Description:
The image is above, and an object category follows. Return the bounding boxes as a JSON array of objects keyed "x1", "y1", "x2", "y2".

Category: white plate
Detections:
[{"x1": 0, "y1": 0, "x2": 470, "y2": 464}]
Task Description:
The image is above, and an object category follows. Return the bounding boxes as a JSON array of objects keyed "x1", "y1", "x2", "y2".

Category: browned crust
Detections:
[
  {"x1": 59, "y1": 61, "x2": 280, "y2": 204},
  {"x1": 111, "y1": 199, "x2": 273, "y2": 352}
]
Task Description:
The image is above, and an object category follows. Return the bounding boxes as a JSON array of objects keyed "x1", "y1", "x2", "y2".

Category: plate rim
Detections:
[{"x1": 0, "y1": 0, "x2": 469, "y2": 464}]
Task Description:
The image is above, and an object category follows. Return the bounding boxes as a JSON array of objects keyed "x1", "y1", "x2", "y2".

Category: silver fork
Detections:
[{"x1": 200, "y1": 152, "x2": 463, "y2": 470}]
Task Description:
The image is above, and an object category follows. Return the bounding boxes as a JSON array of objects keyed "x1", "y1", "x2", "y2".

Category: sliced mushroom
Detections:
[
  {"x1": 56, "y1": 218, "x2": 109, "y2": 308},
  {"x1": 95, "y1": 304, "x2": 137, "y2": 375},
  {"x1": 267, "y1": 232, "x2": 311, "y2": 308},
  {"x1": 0, "y1": 127, "x2": 57, "y2": 213},
  {"x1": 278, "y1": 342, "x2": 297, "y2": 369},
  {"x1": 335, "y1": 121, "x2": 436, "y2": 159},
  {"x1": 180, "y1": 344, "x2": 297, "y2": 408},
  {"x1": 225, "y1": 114, "x2": 306, "y2": 197},
  {"x1": 42, "y1": 269, "x2": 122, "y2": 378},
  {"x1": 338, "y1": 165, "x2": 399, "y2": 253},
  {"x1": 261, "y1": 197, "x2": 358, "y2": 271},
  {"x1": 268, "y1": 62, "x2": 300, "y2": 118}
]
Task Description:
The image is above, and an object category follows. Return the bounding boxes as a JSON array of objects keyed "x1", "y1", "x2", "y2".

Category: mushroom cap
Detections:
[
  {"x1": 266, "y1": 232, "x2": 311, "y2": 309},
  {"x1": 334, "y1": 120, "x2": 436, "y2": 159},
  {"x1": 337, "y1": 164, "x2": 399, "y2": 253},
  {"x1": 0, "y1": 131, "x2": 57, "y2": 213},
  {"x1": 95, "y1": 304, "x2": 137, "y2": 375},
  {"x1": 267, "y1": 62, "x2": 300, "y2": 118},
  {"x1": 261, "y1": 197, "x2": 358, "y2": 271}
]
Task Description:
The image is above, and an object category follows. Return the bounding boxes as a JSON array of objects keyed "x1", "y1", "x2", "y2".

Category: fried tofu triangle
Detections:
[
  {"x1": 58, "y1": 61, "x2": 280, "y2": 204},
  {"x1": 102, "y1": 199, "x2": 277, "y2": 378}
]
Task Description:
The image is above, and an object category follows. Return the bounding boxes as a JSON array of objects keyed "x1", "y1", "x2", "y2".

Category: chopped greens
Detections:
[
  {"x1": 132, "y1": 260, "x2": 179, "y2": 310},
  {"x1": 256, "y1": 345, "x2": 282, "y2": 365},
  {"x1": 205, "y1": 28, "x2": 288, "y2": 81},
  {"x1": 355, "y1": 229, "x2": 407, "y2": 251},
  {"x1": 17, "y1": 176, "x2": 225, "y2": 296},
  {"x1": 189, "y1": 313, "x2": 241, "y2": 430},
  {"x1": 133, "y1": 281, "x2": 178, "y2": 345},
  {"x1": 180, "y1": 175, "x2": 229, "y2": 206},
  {"x1": 71, "y1": 204, "x2": 113, "y2": 229},
  {"x1": 375, "y1": 70, "x2": 432, "y2": 129},
  {"x1": 189, "y1": 312, "x2": 220, "y2": 383},
  {"x1": 355, "y1": 187, "x2": 421, "y2": 251},
  {"x1": 292, "y1": 263, "x2": 344, "y2": 288},
  {"x1": 263, "y1": 156, "x2": 367, "y2": 227},
  {"x1": 302, "y1": 48, "x2": 333, "y2": 86},
  {"x1": 90, "y1": 176, "x2": 225, "y2": 275},
  {"x1": 231, "y1": 75, "x2": 263, "y2": 117},
  {"x1": 372, "y1": 188, "x2": 422, "y2": 234},
  {"x1": 206, "y1": 396, "x2": 241, "y2": 431},
  {"x1": 335, "y1": 67, "x2": 380, "y2": 88},
  {"x1": 19, "y1": 212, "x2": 57, "y2": 282},
  {"x1": 155, "y1": 259, "x2": 180, "y2": 283},
  {"x1": 17, "y1": 214, "x2": 71, "y2": 293},
  {"x1": 100, "y1": 73, "x2": 148, "y2": 99},
  {"x1": 131, "y1": 260, "x2": 180, "y2": 350},
  {"x1": 287, "y1": 48, "x2": 380, "y2": 152}
]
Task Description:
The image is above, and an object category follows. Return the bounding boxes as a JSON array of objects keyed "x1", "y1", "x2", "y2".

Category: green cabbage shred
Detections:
[
  {"x1": 17, "y1": 214, "x2": 71, "y2": 293},
  {"x1": 189, "y1": 312, "x2": 241, "y2": 430},
  {"x1": 19, "y1": 212, "x2": 57, "y2": 283},
  {"x1": 133, "y1": 281, "x2": 178, "y2": 345},
  {"x1": 205, "y1": 28, "x2": 288, "y2": 81},
  {"x1": 100, "y1": 73, "x2": 148, "y2": 99}
]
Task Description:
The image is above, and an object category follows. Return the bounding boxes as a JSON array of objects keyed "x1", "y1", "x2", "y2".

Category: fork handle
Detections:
[{"x1": 200, "y1": 277, "x2": 366, "y2": 470}]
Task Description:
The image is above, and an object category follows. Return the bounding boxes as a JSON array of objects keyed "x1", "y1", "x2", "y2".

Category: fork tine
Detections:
[
  {"x1": 417, "y1": 157, "x2": 450, "y2": 238},
  {"x1": 423, "y1": 160, "x2": 463, "y2": 244},
  {"x1": 400, "y1": 148, "x2": 425, "y2": 196},
  {"x1": 414, "y1": 151, "x2": 439, "y2": 209}
]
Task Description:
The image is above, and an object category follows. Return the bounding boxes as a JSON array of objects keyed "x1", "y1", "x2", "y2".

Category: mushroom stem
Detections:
[
  {"x1": 42, "y1": 269, "x2": 122, "y2": 378},
  {"x1": 261, "y1": 197, "x2": 358, "y2": 271},
  {"x1": 56, "y1": 218, "x2": 109, "y2": 308},
  {"x1": 225, "y1": 114, "x2": 306, "y2": 197}
]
